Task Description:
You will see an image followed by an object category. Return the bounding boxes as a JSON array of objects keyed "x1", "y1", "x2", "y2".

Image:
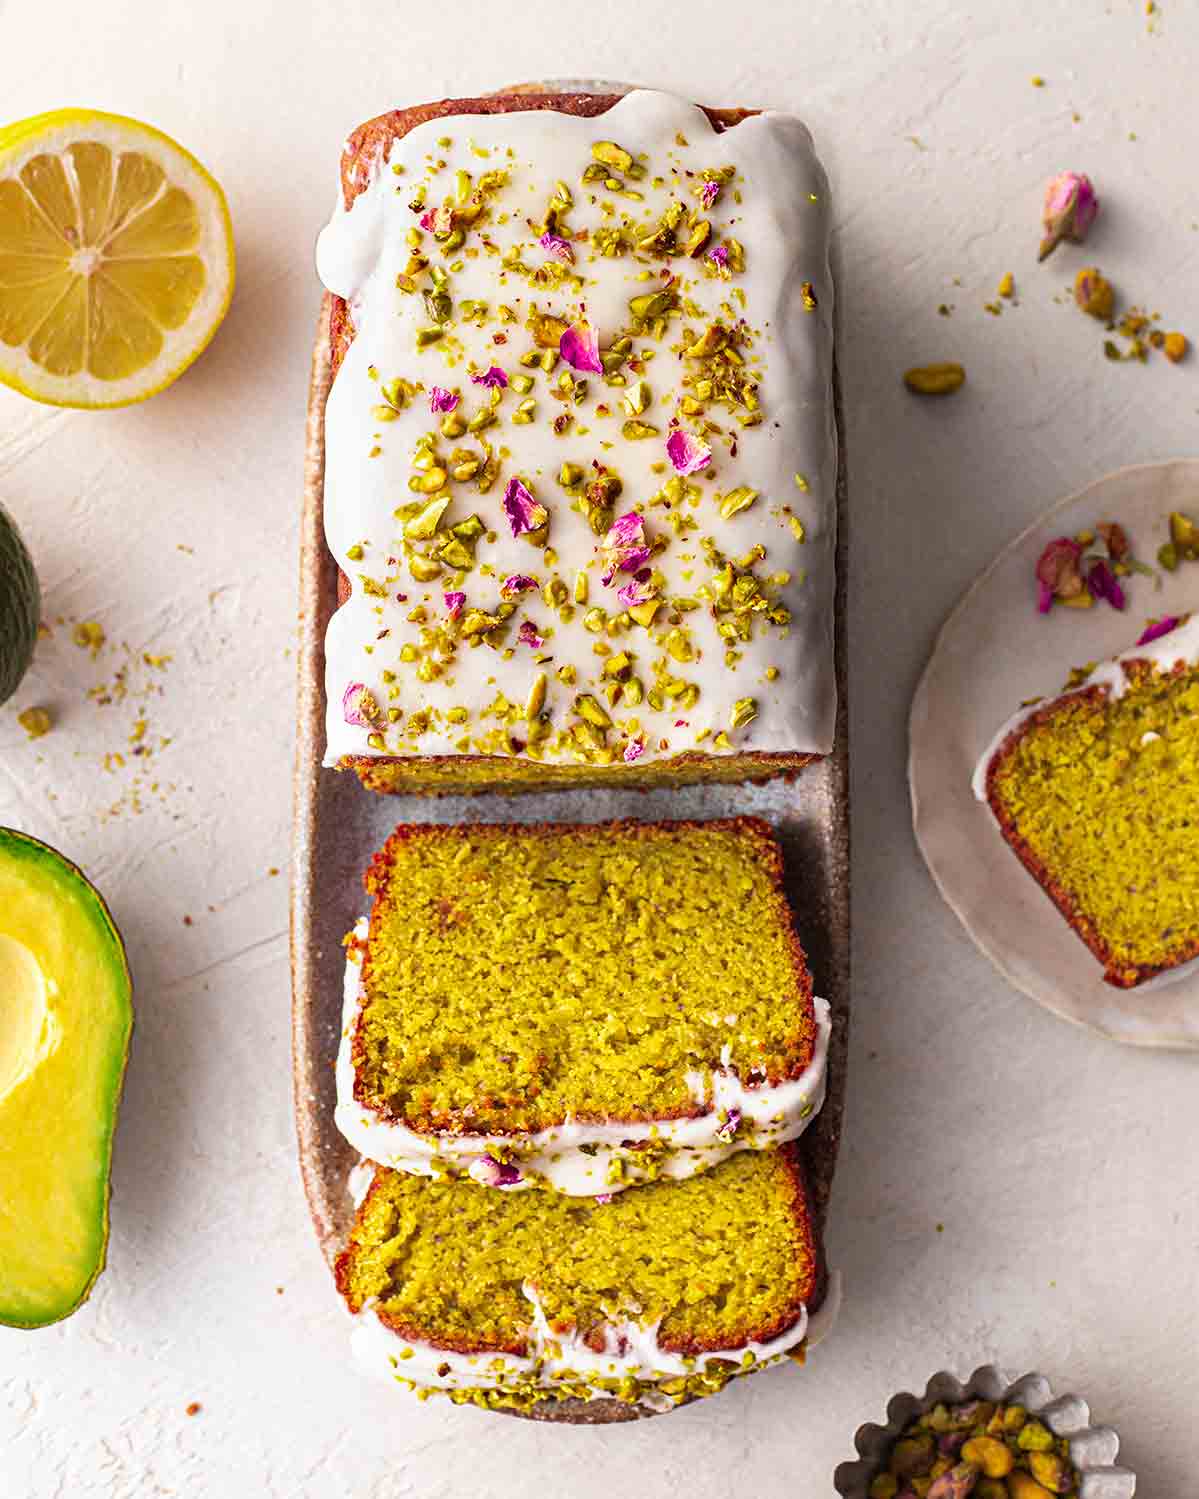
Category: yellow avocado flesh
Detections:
[{"x1": 0, "y1": 829, "x2": 132, "y2": 1328}]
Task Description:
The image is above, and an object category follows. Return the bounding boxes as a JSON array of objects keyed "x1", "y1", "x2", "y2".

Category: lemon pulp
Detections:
[
  {"x1": 0, "y1": 111, "x2": 233, "y2": 407},
  {"x1": 0, "y1": 141, "x2": 204, "y2": 380}
]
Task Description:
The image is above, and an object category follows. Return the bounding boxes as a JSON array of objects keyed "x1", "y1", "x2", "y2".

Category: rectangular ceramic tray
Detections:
[{"x1": 292, "y1": 160, "x2": 850, "y2": 1420}]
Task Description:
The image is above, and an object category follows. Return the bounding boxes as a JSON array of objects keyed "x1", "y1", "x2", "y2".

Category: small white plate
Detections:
[{"x1": 910, "y1": 458, "x2": 1199, "y2": 1051}]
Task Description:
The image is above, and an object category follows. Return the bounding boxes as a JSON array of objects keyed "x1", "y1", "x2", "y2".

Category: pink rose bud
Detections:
[
  {"x1": 1035, "y1": 536, "x2": 1084, "y2": 610},
  {"x1": 1039, "y1": 171, "x2": 1099, "y2": 261}
]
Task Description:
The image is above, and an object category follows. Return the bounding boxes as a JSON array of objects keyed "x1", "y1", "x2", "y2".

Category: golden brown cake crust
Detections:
[
  {"x1": 983, "y1": 663, "x2": 1199, "y2": 988},
  {"x1": 323, "y1": 92, "x2": 821, "y2": 796},
  {"x1": 350, "y1": 815, "x2": 817, "y2": 1133},
  {"x1": 336, "y1": 747, "x2": 819, "y2": 795},
  {"x1": 333, "y1": 1142, "x2": 824, "y2": 1360}
]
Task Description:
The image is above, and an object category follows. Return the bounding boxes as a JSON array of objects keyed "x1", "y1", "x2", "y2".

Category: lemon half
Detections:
[{"x1": 0, "y1": 110, "x2": 234, "y2": 408}]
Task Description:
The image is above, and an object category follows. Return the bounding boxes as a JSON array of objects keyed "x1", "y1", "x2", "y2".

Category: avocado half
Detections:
[
  {"x1": 0, "y1": 501, "x2": 39, "y2": 706},
  {"x1": 0, "y1": 828, "x2": 132, "y2": 1327}
]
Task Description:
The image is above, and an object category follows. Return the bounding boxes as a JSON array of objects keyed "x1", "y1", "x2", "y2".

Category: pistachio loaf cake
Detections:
[
  {"x1": 315, "y1": 88, "x2": 837, "y2": 794},
  {"x1": 336, "y1": 817, "x2": 831, "y2": 1193},
  {"x1": 974, "y1": 613, "x2": 1199, "y2": 988},
  {"x1": 336, "y1": 1145, "x2": 829, "y2": 1411}
]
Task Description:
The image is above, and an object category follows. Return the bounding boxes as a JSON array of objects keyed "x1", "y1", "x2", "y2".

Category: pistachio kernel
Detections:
[
  {"x1": 591, "y1": 140, "x2": 634, "y2": 174},
  {"x1": 628, "y1": 288, "x2": 677, "y2": 321},
  {"x1": 903, "y1": 362, "x2": 966, "y2": 396},
  {"x1": 719, "y1": 487, "x2": 759, "y2": 520},
  {"x1": 408, "y1": 468, "x2": 449, "y2": 495},
  {"x1": 573, "y1": 693, "x2": 612, "y2": 728},
  {"x1": 525, "y1": 672, "x2": 548, "y2": 720},
  {"x1": 404, "y1": 494, "x2": 451, "y2": 537}
]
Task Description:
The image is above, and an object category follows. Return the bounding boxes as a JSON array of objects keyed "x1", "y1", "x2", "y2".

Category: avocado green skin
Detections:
[
  {"x1": 0, "y1": 827, "x2": 133, "y2": 1328},
  {"x1": 0, "y1": 504, "x2": 39, "y2": 707}
]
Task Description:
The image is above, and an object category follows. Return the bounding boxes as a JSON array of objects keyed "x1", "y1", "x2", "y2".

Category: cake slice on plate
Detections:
[
  {"x1": 974, "y1": 613, "x2": 1199, "y2": 988},
  {"x1": 336, "y1": 816, "x2": 830, "y2": 1193},
  {"x1": 336, "y1": 1146, "x2": 831, "y2": 1411}
]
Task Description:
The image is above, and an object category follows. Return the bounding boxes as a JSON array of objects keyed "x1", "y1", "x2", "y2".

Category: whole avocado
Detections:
[{"x1": 0, "y1": 502, "x2": 39, "y2": 706}]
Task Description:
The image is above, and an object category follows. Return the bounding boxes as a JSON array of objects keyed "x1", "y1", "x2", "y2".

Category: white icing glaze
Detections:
[
  {"x1": 335, "y1": 919, "x2": 831, "y2": 1195},
  {"x1": 346, "y1": 1158, "x2": 375, "y2": 1206},
  {"x1": 349, "y1": 1269, "x2": 842, "y2": 1402},
  {"x1": 972, "y1": 614, "x2": 1199, "y2": 801},
  {"x1": 316, "y1": 89, "x2": 836, "y2": 770}
]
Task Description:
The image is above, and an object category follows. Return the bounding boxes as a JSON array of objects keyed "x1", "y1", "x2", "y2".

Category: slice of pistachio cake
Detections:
[
  {"x1": 336, "y1": 816, "x2": 831, "y2": 1194},
  {"x1": 974, "y1": 612, "x2": 1199, "y2": 988},
  {"x1": 336, "y1": 1146, "x2": 830, "y2": 1411}
]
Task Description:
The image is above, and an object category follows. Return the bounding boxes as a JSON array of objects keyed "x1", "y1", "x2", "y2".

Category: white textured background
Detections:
[{"x1": 2, "y1": 2, "x2": 1198, "y2": 1495}]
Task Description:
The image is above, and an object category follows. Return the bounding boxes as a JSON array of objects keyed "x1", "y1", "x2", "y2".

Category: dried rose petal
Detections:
[
  {"x1": 502, "y1": 477, "x2": 548, "y2": 536},
  {"x1": 429, "y1": 386, "x2": 459, "y2": 414},
  {"x1": 1037, "y1": 581, "x2": 1055, "y2": 615},
  {"x1": 594, "y1": 1192, "x2": 615, "y2": 1204},
  {"x1": 517, "y1": 619, "x2": 544, "y2": 648},
  {"x1": 1137, "y1": 615, "x2": 1181, "y2": 646},
  {"x1": 443, "y1": 591, "x2": 466, "y2": 619},
  {"x1": 473, "y1": 1155, "x2": 523, "y2": 1188},
  {"x1": 1087, "y1": 557, "x2": 1126, "y2": 610},
  {"x1": 607, "y1": 511, "x2": 645, "y2": 548},
  {"x1": 1039, "y1": 171, "x2": 1099, "y2": 261},
  {"x1": 470, "y1": 365, "x2": 508, "y2": 389},
  {"x1": 666, "y1": 429, "x2": 712, "y2": 475},
  {"x1": 539, "y1": 231, "x2": 575, "y2": 264},
  {"x1": 559, "y1": 320, "x2": 603, "y2": 374},
  {"x1": 342, "y1": 682, "x2": 380, "y2": 727},
  {"x1": 617, "y1": 575, "x2": 655, "y2": 609},
  {"x1": 419, "y1": 204, "x2": 454, "y2": 236},
  {"x1": 1035, "y1": 536, "x2": 1085, "y2": 606},
  {"x1": 715, "y1": 1107, "x2": 742, "y2": 1143},
  {"x1": 708, "y1": 243, "x2": 729, "y2": 270},
  {"x1": 500, "y1": 574, "x2": 537, "y2": 599},
  {"x1": 623, "y1": 735, "x2": 646, "y2": 763},
  {"x1": 600, "y1": 511, "x2": 652, "y2": 584},
  {"x1": 700, "y1": 179, "x2": 721, "y2": 209}
]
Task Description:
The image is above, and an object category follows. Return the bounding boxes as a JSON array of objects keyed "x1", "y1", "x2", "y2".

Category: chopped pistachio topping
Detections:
[{"x1": 324, "y1": 99, "x2": 831, "y2": 771}]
